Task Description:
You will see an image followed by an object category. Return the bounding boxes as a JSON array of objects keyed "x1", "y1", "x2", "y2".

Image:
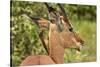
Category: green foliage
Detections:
[
  {"x1": 63, "y1": 4, "x2": 96, "y2": 21},
  {"x1": 11, "y1": 1, "x2": 48, "y2": 66},
  {"x1": 11, "y1": 15, "x2": 47, "y2": 66},
  {"x1": 10, "y1": 1, "x2": 96, "y2": 66}
]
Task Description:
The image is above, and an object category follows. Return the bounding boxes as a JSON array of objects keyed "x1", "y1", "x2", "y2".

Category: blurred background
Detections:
[{"x1": 10, "y1": 1, "x2": 96, "y2": 66}]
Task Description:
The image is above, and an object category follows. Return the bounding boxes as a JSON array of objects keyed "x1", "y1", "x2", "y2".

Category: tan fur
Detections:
[{"x1": 20, "y1": 55, "x2": 55, "y2": 66}]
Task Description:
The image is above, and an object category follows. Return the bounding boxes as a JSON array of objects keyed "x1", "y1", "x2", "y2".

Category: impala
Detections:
[{"x1": 20, "y1": 3, "x2": 84, "y2": 66}]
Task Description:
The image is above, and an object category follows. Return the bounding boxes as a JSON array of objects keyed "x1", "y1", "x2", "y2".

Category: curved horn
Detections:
[
  {"x1": 44, "y1": 3, "x2": 56, "y2": 12},
  {"x1": 57, "y1": 3, "x2": 68, "y2": 18},
  {"x1": 57, "y1": 3, "x2": 72, "y2": 28}
]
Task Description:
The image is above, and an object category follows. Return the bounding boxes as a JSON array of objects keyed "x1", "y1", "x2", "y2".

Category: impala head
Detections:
[
  {"x1": 50, "y1": 13, "x2": 84, "y2": 51},
  {"x1": 60, "y1": 16, "x2": 84, "y2": 51}
]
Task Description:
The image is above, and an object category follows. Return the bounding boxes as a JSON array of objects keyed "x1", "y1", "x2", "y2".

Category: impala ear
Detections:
[
  {"x1": 23, "y1": 13, "x2": 49, "y2": 26},
  {"x1": 32, "y1": 18, "x2": 50, "y2": 30}
]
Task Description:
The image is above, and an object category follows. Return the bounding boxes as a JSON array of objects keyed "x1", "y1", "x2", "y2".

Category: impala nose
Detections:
[
  {"x1": 76, "y1": 40, "x2": 85, "y2": 52},
  {"x1": 80, "y1": 39, "x2": 85, "y2": 46}
]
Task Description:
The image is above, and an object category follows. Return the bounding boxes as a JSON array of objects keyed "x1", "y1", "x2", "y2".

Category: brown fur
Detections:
[{"x1": 20, "y1": 55, "x2": 55, "y2": 66}]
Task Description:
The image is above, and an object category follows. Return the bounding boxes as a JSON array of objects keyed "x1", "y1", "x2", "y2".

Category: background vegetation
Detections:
[{"x1": 10, "y1": 1, "x2": 96, "y2": 66}]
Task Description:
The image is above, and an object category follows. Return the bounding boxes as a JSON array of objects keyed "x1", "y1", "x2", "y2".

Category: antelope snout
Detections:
[
  {"x1": 80, "y1": 39, "x2": 85, "y2": 46},
  {"x1": 76, "y1": 39, "x2": 85, "y2": 51}
]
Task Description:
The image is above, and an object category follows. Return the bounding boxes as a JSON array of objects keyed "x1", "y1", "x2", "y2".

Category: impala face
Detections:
[
  {"x1": 50, "y1": 15, "x2": 84, "y2": 51},
  {"x1": 58, "y1": 18, "x2": 84, "y2": 51}
]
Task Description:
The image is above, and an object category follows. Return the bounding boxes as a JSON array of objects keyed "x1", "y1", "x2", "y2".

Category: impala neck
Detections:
[{"x1": 49, "y1": 23, "x2": 65, "y2": 64}]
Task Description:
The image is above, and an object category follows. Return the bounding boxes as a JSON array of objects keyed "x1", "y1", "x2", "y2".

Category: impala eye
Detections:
[{"x1": 69, "y1": 28, "x2": 73, "y2": 32}]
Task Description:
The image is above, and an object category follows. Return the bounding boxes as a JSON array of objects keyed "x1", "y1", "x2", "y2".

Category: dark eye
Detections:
[{"x1": 69, "y1": 28, "x2": 73, "y2": 32}]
